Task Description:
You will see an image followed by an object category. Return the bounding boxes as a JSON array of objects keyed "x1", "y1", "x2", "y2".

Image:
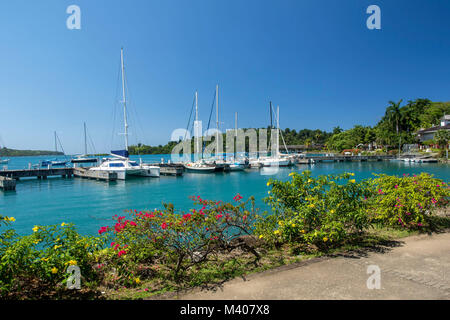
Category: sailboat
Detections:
[
  {"x1": 259, "y1": 105, "x2": 290, "y2": 167},
  {"x1": 184, "y1": 91, "x2": 216, "y2": 173},
  {"x1": 89, "y1": 48, "x2": 160, "y2": 180},
  {"x1": 71, "y1": 123, "x2": 99, "y2": 165},
  {"x1": 227, "y1": 112, "x2": 247, "y2": 171},
  {"x1": 41, "y1": 132, "x2": 68, "y2": 167}
]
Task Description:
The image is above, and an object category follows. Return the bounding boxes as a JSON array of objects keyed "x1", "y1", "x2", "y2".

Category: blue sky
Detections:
[{"x1": 1, "y1": 0, "x2": 450, "y2": 154}]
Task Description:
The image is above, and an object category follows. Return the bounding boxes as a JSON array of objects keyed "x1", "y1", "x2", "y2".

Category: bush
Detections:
[
  {"x1": 97, "y1": 194, "x2": 261, "y2": 287},
  {"x1": 0, "y1": 217, "x2": 105, "y2": 298},
  {"x1": 256, "y1": 171, "x2": 372, "y2": 249},
  {"x1": 368, "y1": 173, "x2": 449, "y2": 230}
]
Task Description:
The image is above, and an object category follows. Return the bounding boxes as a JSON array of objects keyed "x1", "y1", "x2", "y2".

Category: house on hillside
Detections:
[{"x1": 416, "y1": 115, "x2": 450, "y2": 144}]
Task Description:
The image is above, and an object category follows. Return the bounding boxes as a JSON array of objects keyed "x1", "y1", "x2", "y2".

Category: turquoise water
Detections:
[{"x1": 1, "y1": 155, "x2": 448, "y2": 236}]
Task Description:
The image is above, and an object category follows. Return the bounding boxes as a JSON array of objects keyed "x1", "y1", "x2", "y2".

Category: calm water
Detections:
[{"x1": 1, "y1": 154, "x2": 448, "y2": 235}]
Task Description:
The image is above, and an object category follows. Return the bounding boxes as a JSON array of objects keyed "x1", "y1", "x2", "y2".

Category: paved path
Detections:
[{"x1": 178, "y1": 232, "x2": 450, "y2": 300}]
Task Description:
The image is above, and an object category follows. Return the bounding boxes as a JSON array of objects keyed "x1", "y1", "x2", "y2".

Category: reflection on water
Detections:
[{"x1": 0, "y1": 156, "x2": 448, "y2": 236}]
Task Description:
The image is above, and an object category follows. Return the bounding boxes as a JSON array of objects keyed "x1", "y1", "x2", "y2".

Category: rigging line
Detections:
[
  {"x1": 56, "y1": 133, "x2": 68, "y2": 160},
  {"x1": 85, "y1": 126, "x2": 97, "y2": 155},
  {"x1": 124, "y1": 74, "x2": 147, "y2": 148},
  {"x1": 110, "y1": 57, "x2": 122, "y2": 152},
  {"x1": 184, "y1": 94, "x2": 196, "y2": 141},
  {"x1": 203, "y1": 90, "x2": 216, "y2": 155}
]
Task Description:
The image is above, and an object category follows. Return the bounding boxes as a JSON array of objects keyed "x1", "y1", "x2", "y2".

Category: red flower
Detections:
[
  {"x1": 118, "y1": 250, "x2": 127, "y2": 257},
  {"x1": 161, "y1": 222, "x2": 168, "y2": 229},
  {"x1": 98, "y1": 226, "x2": 108, "y2": 234},
  {"x1": 215, "y1": 214, "x2": 223, "y2": 219},
  {"x1": 233, "y1": 194, "x2": 243, "y2": 202}
]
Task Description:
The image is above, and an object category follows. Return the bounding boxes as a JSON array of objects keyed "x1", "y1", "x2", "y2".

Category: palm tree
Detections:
[
  {"x1": 434, "y1": 129, "x2": 450, "y2": 159},
  {"x1": 385, "y1": 99, "x2": 403, "y2": 154}
]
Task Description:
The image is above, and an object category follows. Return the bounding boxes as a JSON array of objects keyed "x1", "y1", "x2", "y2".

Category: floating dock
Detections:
[{"x1": 72, "y1": 167, "x2": 117, "y2": 181}]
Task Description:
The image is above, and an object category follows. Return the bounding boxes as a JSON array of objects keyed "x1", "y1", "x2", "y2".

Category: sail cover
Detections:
[{"x1": 111, "y1": 150, "x2": 129, "y2": 158}]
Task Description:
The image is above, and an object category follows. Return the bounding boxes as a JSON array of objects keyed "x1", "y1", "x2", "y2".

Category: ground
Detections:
[{"x1": 174, "y1": 232, "x2": 450, "y2": 300}]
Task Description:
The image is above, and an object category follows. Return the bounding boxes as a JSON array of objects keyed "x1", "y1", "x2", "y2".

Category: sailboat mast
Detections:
[
  {"x1": 54, "y1": 131, "x2": 57, "y2": 152},
  {"x1": 235, "y1": 112, "x2": 238, "y2": 138},
  {"x1": 120, "y1": 47, "x2": 129, "y2": 151},
  {"x1": 216, "y1": 84, "x2": 219, "y2": 158},
  {"x1": 195, "y1": 91, "x2": 200, "y2": 157},
  {"x1": 84, "y1": 122, "x2": 87, "y2": 155},
  {"x1": 276, "y1": 106, "x2": 280, "y2": 157}
]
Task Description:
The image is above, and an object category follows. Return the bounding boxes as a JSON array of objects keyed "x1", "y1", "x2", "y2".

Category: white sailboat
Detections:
[
  {"x1": 89, "y1": 48, "x2": 159, "y2": 180},
  {"x1": 71, "y1": 122, "x2": 99, "y2": 165},
  {"x1": 260, "y1": 105, "x2": 290, "y2": 167},
  {"x1": 184, "y1": 91, "x2": 216, "y2": 173}
]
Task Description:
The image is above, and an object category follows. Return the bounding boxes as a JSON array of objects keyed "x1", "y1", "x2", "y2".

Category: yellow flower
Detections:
[
  {"x1": 66, "y1": 260, "x2": 77, "y2": 266},
  {"x1": 53, "y1": 245, "x2": 62, "y2": 250},
  {"x1": 301, "y1": 229, "x2": 305, "y2": 233},
  {"x1": 135, "y1": 277, "x2": 141, "y2": 284},
  {"x1": 6, "y1": 217, "x2": 15, "y2": 222},
  {"x1": 308, "y1": 204, "x2": 315, "y2": 208},
  {"x1": 307, "y1": 179, "x2": 312, "y2": 183},
  {"x1": 349, "y1": 179, "x2": 356, "y2": 184},
  {"x1": 32, "y1": 226, "x2": 39, "y2": 232},
  {"x1": 61, "y1": 222, "x2": 67, "y2": 227},
  {"x1": 278, "y1": 221, "x2": 284, "y2": 226},
  {"x1": 85, "y1": 243, "x2": 89, "y2": 249},
  {"x1": 33, "y1": 239, "x2": 41, "y2": 245},
  {"x1": 51, "y1": 267, "x2": 58, "y2": 274},
  {"x1": 323, "y1": 237, "x2": 328, "y2": 242},
  {"x1": 266, "y1": 181, "x2": 272, "y2": 186},
  {"x1": 330, "y1": 209, "x2": 335, "y2": 214},
  {"x1": 289, "y1": 172, "x2": 295, "y2": 177},
  {"x1": 41, "y1": 257, "x2": 49, "y2": 262},
  {"x1": 291, "y1": 223, "x2": 296, "y2": 228},
  {"x1": 273, "y1": 230, "x2": 280, "y2": 235},
  {"x1": 259, "y1": 235, "x2": 264, "y2": 239},
  {"x1": 350, "y1": 173, "x2": 355, "y2": 176}
]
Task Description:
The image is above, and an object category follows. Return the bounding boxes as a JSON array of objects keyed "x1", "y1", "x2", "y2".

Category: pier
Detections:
[
  {"x1": 0, "y1": 168, "x2": 73, "y2": 180},
  {"x1": 297, "y1": 155, "x2": 394, "y2": 163},
  {"x1": 0, "y1": 176, "x2": 16, "y2": 191}
]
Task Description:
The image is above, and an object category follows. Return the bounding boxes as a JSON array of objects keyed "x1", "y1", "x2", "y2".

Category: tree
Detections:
[{"x1": 434, "y1": 130, "x2": 449, "y2": 149}]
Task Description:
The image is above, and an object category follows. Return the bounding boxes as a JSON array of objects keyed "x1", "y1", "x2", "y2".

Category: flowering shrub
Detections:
[
  {"x1": 97, "y1": 195, "x2": 260, "y2": 285},
  {"x1": 256, "y1": 171, "x2": 373, "y2": 249},
  {"x1": 368, "y1": 173, "x2": 449, "y2": 230},
  {"x1": 0, "y1": 219, "x2": 105, "y2": 298}
]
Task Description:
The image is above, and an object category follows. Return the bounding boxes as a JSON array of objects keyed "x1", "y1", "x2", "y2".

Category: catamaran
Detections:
[{"x1": 88, "y1": 48, "x2": 160, "y2": 180}]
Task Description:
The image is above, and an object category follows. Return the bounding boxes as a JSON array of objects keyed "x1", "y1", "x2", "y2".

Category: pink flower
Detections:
[
  {"x1": 118, "y1": 250, "x2": 127, "y2": 257},
  {"x1": 215, "y1": 214, "x2": 223, "y2": 219},
  {"x1": 394, "y1": 185, "x2": 398, "y2": 189},
  {"x1": 233, "y1": 193, "x2": 243, "y2": 202},
  {"x1": 161, "y1": 222, "x2": 168, "y2": 230}
]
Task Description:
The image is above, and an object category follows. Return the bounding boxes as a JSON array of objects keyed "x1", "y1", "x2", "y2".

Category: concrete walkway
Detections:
[{"x1": 178, "y1": 232, "x2": 450, "y2": 300}]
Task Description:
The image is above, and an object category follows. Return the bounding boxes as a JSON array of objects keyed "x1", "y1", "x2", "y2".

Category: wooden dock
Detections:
[
  {"x1": 0, "y1": 167, "x2": 73, "y2": 180},
  {"x1": 72, "y1": 167, "x2": 117, "y2": 181},
  {"x1": 155, "y1": 163, "x2": 184, "y2": 176},
  {"x1": 0, "y1": 176, "x2": 16, "y2": 191}
]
